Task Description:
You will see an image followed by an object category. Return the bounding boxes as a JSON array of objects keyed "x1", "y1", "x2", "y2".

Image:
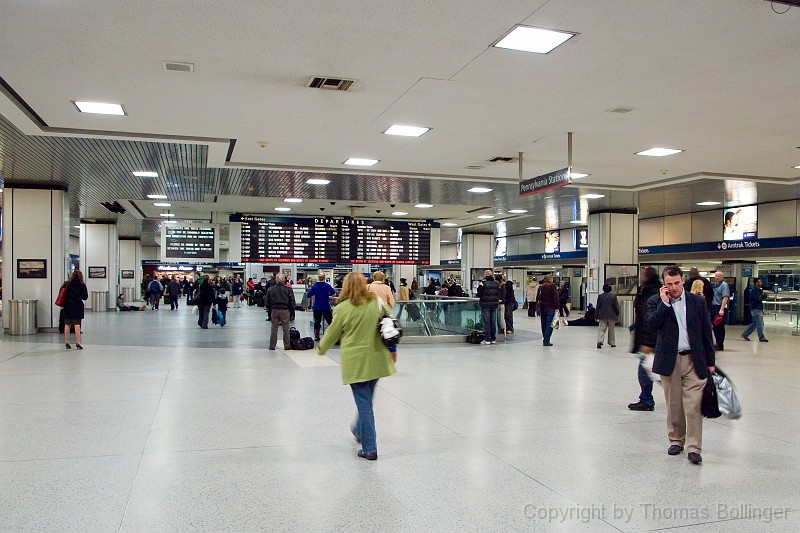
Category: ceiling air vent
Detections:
[
  {"x1": 487, "y1": 156, "x2": 517, "y2": 163},
  {"x1": 101, "y1": 201, "x2": 126, "y2": 214},
  {"x1": 606, "y1": 106, "x2": 636, "y2": 114},
  {"x1": 307, "y1": 76, "x2": 356, "y2": 91},
  {"x1": 466, "y1": 165, "x2": 484, "y2": 170},
  {"x1": 163, "y1": 61, "x2": 194, "y2": 73}
]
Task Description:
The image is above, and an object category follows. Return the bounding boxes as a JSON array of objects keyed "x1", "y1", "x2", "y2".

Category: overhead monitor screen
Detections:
[
  {"x1": 723, "y1": 205, "x2": 757, "y2": 241},
  {"x1": 234, "y1": 215, "x2": 432, "y2": 265},
  {"x1": 164, "y1": 226, "x2": 216, "y2": 259},
  {"x1": 494, "y1": 237, "x2": 507, "y2": 258},
  {"x1": 576, "y1": 229, "x2": 588, "y2": 249},
  {"x1": 545, "y1": 230, "x2": 560, "y2": 253}
]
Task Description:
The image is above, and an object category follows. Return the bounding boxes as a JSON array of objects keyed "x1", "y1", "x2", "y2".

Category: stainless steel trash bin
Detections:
[
  {"x1": 122, "y1": 287, "x2": 134, "y2": 304},
  {"x1": 8, "y1": 299, "x2": 38, "y2": 335},
  {"x1": 91, "y1": 291, "x2": 109, "y2": 312},
  {"x1": 620, "y1": 299, "x2": 634, "y2": 328}
]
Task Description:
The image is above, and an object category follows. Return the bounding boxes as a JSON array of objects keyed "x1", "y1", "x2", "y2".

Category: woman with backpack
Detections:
[{"x1": 317, "y1": 272, "x2": 396, "y2": 461}]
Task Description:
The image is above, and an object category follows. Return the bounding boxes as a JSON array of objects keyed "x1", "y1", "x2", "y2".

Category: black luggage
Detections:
[
  {"x1": 466, "y1": 330, "x2": 485, "y2": 344},
  {"x1": 289, "y1": 327, "x2": 301, "y2": 342},
  {"x1": 406, "y1": 303, "x2": 422, "y2": 321},
  {"x1": 291, "y1": 337, "x2": 315, "y2": 350}
]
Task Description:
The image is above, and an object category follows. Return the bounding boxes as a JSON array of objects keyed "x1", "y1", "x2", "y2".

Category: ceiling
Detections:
[{"x1": 1, "y1": 0, "x2": 800, "y2": 247}]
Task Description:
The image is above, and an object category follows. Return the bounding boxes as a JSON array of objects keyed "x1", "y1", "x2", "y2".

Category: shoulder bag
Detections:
[{"x1": 55, "y1": 284, "x2": 67, "y2": 307}]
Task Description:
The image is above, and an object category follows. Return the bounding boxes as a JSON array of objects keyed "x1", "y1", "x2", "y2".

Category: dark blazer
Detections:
[{"x1": 645, "y1": 292, "x2": 715, "y2": 379}]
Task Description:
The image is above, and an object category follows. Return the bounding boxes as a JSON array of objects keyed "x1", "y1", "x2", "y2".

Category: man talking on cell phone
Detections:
[{"x1": 646, "y1": 265, "x2": 715, "y2": 465}]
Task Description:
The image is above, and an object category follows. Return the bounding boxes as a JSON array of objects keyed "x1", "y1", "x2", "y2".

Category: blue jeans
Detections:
[
  {"x1": 741, "y1": 309, "x2": 765, "y2": 340},
  {"x1": 350, "y1": 379, "x2": 379, "y2": 454},
  {"x1": 481, "y1": 307, "x2": 497, "y2": 341},
  {"x1": 540, "y1": 308, "x2": 555, "y2": 344},
  {"x1": 638, "y1": 363, "x2": 655, "y2": 407}
]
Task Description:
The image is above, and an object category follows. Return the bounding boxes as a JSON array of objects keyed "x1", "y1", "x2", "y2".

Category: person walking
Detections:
[
  {"x1": 397, "y1": 278, "x2": 410, "y2": 319},
  {"x1": 317, "y1": 272, "x2": 397, "y2": 461},
  {"x1": 167, "y1": 276, "x2": 181, "y2": 310},
  {"x1": 628, "y1": 267, "x2": 662, "y2": 412},
  {"x1": 214, "y1": 287, "x2": 228, "y2": 326},
  {"x1": 595, "y1": 284, "x2": 620, "y2": 348},
  {"x1": 526, "y1": 277, "x2": 539, "y2": 317},
  {"x1": 503, "y1": 275, "x2": 515, "y2": 334},
  {"x1": 266, "y1": 273, "x2": 295, "y2": 350},
  {"x1": 741, "y1": 278, "x2": 769, "y2": 342},
  {"x1": 537, "y1": 275, "x2": 560, "y2": 347},
  {"x1": 231, "y1": 276, "x2": 243, "y2": 309},
  {"x1": 558, "y1": 280, "x2": 571, "y2": 324},
  {"x1": 476, "y1": 270, "x2": 500, "y2": 345},
  {"x1": 646, "y1": 265, "x2": 715, "y2": 465},
  {"x1": 367, "y1": 271, "x2": 395, "y2": 308},
  {"x1": 710, "y1": 271, "x2": 730, "y2": 350},
  {"x1": 147, "y1": 276, "x2": 163, "y2": 310},
  {"x1": 307, "y1": 273, "x2": 335, "y2": 340},
  {"x1": 495, "y1": 274, "x2": 506, "y2": 334},
  {"x1": 196, "y1": 275, "x2": 215, "y2": 329},
  {"x1": 62, "y1": 269, "x2": 88, "y2": 349}
]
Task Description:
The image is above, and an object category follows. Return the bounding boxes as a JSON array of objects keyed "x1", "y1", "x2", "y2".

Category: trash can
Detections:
[
  {"x1": 91, "y1": 291, "x2": 109, "y2": 312},
  {"x1": 122, "y1": 287, "x2": 134, "y2": 304},
  {"x1": 8, "y1": 299, "x2": 38, "y2": 335},
  {"x1": 620, "y1": 299, "x2": 634, "y2": 328}
]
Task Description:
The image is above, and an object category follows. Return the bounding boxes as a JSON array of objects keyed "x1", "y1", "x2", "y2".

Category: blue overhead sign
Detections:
[
  {"x1": 495, "y1": 250, "x2": 588, "y2": 262},
  {"x1": 519, "y1": 167, "x2": 571, "y2": 197},
  {"x1": 638, "y1": 236, "x2": 800, "y2": 256}
]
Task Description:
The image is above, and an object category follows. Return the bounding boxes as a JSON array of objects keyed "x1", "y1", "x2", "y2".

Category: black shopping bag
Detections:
[{"x1": 701, "y1": 378, "x2": 722, "y2": 418}]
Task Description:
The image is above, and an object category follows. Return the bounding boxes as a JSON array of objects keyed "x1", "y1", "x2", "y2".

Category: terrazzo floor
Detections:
[{"x1": 1, "y1": 304, "x2": 798, "y2": 531}]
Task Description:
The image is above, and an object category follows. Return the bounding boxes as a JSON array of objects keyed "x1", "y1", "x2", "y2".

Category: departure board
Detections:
[
  {"x1": 232, "y1": 215, "x2": 432, "y2": 265},
  {"x1": 164, "y1": 226, "x2": 216, "y2": 259}
]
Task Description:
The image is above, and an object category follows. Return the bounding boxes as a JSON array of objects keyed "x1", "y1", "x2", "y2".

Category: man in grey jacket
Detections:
[{"x1": 596, "y1": 284, "x2": 620, "y2": 348}]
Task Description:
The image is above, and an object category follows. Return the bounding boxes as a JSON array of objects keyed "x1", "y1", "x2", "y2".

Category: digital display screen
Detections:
[
  {"x1": 545, "y1": 230, "x2": 560, "y2": 253},
  {"x1": 576, "y1": 229, "x2": 588, "y2": 249},
  {"x1": 234, "y1": 215, "x2": 432, "y2": 265},
  {"x1": 723, "y1": 206, "x2": 757, "y2": 241},
  {"x1": 494, "y1": 237, "x2": 507, "y2": 258},
  {"x1": 165, "y1": 226, "x2": 216, "y2": 259}
]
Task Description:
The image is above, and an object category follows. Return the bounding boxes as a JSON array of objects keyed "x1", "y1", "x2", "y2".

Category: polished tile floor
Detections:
[{"x1": 1, "y1": 305, "x2": 798, "y2": 531}]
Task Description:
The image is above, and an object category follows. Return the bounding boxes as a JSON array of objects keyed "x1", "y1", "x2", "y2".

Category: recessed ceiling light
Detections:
[
  {"x1": 468, "y1": 187, "x2": 493, "y2": 193},
  {"x1": 274, "y1": 207, "x2": 291, "y2": 212},
  {"x1": 160, "y1": 213, "x2": 175, "y2": 218},
  {"x1": 392, "y1": 211, "x2": 408, "y2": 216},
  {"x1": 147, "y1": 194, "x2": 168, "y2": 199},
  {"x1": 133, "y1": 171, "x2": 158, "y2": 178},
  {"x1": 73, "y1": 101, "x2": 126, "y2": 115},
  {"x1": 477, "y1": 215, "x2": 495, "y2": 219},
  {"x1": 793, "y1": 165, "x2": 800, "y2": 169},
  {"x1": 307, "y1": 178, "x2": 331, "y2": 185},
  {"x1": 440, "y1": 240, "x2": 451, "y2": 243},
  {"x1": 570, "y1": 220, "x2": 585, "y2": 224},
  {"x1": 526, "y1": 226, "x2": 541, "y2": 230},
  {"x1": 153, "y1": 202, "x2": 172, "y2": 207},
  {"x1": 415, "y1": 203, "x2": 434, "y2": 208},
  {"x1": 696, "y1": 201, "x2": 721, "y2": 206},
  {"x1": 493, "y1": 25, "x2": 576, "y2": 54},
  {"x1": 73, "y1": 225, "x2": 80, "y2": 229},
  {"x1": 384, "y1": 125, "x2": 430, "y2": 137},
  {"x1": 162, "y1": 220, "x2": 177, "y2": 224},
  {"x1": 508, "y1": 209, "x2": 528, "y2": 214},
  {"x1": 636, "y1": 148, "x2": 683, "y2": 157},
  {"x1": 581, "y1": 194, "x2": 605, "y2": 199},
  {"x1": 284, "y1": 198, "x2": 303, "y2": 203},
  {"x1": 344, "y1": 158, "x2": 379, "y2": 166},
  {"x1": 442, "y1": 222, "x2": 459, "y2": 227},
  {"x1": 570, "y1": 173, "x2": 589, "y2": 179}
]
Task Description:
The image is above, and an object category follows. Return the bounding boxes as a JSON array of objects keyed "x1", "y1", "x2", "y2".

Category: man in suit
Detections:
[{"x1": 646, "y1": 265, "x2": 715, "y2": 465}]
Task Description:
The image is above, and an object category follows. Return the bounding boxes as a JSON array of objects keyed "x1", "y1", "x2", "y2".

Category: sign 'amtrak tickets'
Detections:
[
  {"x1": 638, "y1": 236, "x2": 800, "y2": 255},
  {"x1": 519, "y1": 167, "x2": 571, "y2": 197}
]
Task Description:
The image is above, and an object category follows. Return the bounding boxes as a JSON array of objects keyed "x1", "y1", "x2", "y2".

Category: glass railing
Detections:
[{"x1": 393, "y1": 297, "x2": 482, "y2": 338}]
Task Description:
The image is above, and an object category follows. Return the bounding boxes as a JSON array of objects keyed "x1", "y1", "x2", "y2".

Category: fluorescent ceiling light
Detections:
[
  {"x1": 468, "y1": 187, "x2": 493, "y2": 193},
  {"x1": 477, "y1": 215, "x2": 495, "y2": 219},
  {"x1": 160, "y1": 213, "x2": 175, "y2": 217},
  {"x1": 494, "y1": 25, "x2": 576, "y2": 54},
  {"x1": 73, "y1": 101, "x2": 126, "y2": 115},
  {"x1": 696, "y1": 201, "x2": 721, "y2": 206},
  {"x1": 384, "y1": 125, "x2": 430, "y2": 137},
  {"x1": 153, "y1": 202, "x2": 171, "y2": 207},
  {"x1": 162, "y1": 220, "x2": 177, "y2": 224},
  {"x1": 415, "y1": 203, "x2": 433, "y2": 208},
  {"x1": 580, "y1": 194, "x2": 605, "y2": 199},
  {"x1": 73, "y1": 225, "x2": 80, "y2": 229},
  {"x1": 274, "y1": 207, "x2": 291, "y2": 212},
  {"x1": 307, "y1": 178, "x2": 330, "y2": 185},
  {"x1": 636, "y1": 148, "x2": 683, "y2": 157},
  {"x1": 570, "y1": 220, "x2": 585, "y2": 224},
  {"x1": 133, "y1": 171, "x2": 158, "y2": 178},
  {"x1": 440, "y1": 240, "x2": 451, "y2": 243},
  {"x1": 442, "y1": 222, "x2": 458, "y2": 227},
  {"x1": 570, "y1": 172, "x2": 589, "y2": 179},
  {"x1": 284, "y1": 198, "x2": 303, "y2": 203},
  {"x1": 147, "y1": 194, "x2": 168, "y2": 199},
  {"x1": 793, "y1": 165, "x2": 800, "y2": 169},
  {"x1": 392, "y1": 211, "x2": 408, "y2": 216},
  {"x1": 508, "y1": 209, "x2": 528, "y2": 214},
  {"x1": 526, "y1": 226, "x2": 541, "y2": 230},
  {"x1": 344, "y1": 158, "x2": 379, "y2": 166}
]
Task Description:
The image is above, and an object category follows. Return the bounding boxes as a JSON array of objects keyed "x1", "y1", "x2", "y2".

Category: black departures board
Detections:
[
  {"x1": 232, "y1": 215, "x2": 432, "y2": 265},
  {"x1": 165, "y1": 226, "x2": 216, "y2": 259}
]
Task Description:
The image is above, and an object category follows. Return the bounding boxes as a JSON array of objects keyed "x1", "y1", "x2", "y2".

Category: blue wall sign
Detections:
[{"x1": 638, "y1": 236, "x2": 800, "y2": 256}]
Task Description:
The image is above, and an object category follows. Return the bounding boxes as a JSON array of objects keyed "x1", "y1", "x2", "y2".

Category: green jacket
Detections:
[{"x1": 318, "y1": 297, "x2": 396, "y2": 385}]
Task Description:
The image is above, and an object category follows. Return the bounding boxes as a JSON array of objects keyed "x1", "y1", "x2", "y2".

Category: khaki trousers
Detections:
[
  {"x1": 597, "y1": 319, "x2": 616, "y2": 346},
  {"x1": 661, "y1": 354, "x2": 706, "y2": 453}
]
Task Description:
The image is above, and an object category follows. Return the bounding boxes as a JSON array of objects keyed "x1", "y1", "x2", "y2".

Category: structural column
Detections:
[
  {"x1": 1, "y1": 187, "x2": 69, "y2": 331},
  {"x1": 79, "y1": 222, "x2": 119, "y2": 310},
  {"x1": 460, "y1": 233, "x2": 494, "y2": 296},
  {"x1": 118, "y1": 238, "x2": 142, "y2": 300},
  {"x1": 586, "y1": 211, "x2": 638, "y2": 306}
]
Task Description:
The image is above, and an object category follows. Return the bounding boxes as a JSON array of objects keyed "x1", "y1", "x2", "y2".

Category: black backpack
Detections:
[
  {"x1": 291, "y1": 337, "x2": 315, "y2": 350},
  {"x1": 289, "y1": 327, "x2": 301, "y2": 341},
  {"x1": 466, "y1": 330, "x2": 485, "y2": 344}
]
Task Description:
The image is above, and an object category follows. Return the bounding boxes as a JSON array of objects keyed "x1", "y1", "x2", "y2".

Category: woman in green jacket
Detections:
[{"x1": 318, "y1": 272, "x2": 396, "y2": 461}]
